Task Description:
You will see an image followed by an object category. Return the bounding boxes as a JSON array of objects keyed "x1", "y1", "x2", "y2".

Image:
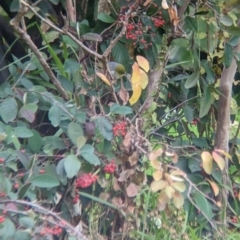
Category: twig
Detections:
[
  {"x1": 10, "y1": 3, "x2": 69, "y2": 100},
  {"x1": 0, "y1": 199, "x2": 88, "y2": 240},
  {"x1": 20, "y1": 0, "x2": 102, "y2": 60},
  {"x1": 66, "y1": 0, "x2": 76, "y2": 22}
]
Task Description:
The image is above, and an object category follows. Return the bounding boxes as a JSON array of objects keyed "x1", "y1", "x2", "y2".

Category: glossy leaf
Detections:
[
  {"x1": 96, "y1": 72, "x2": 111, "y2": 86},
  {"x1": 185, "y1": 72, "x2": 199, "y2": 89},
  {"x1": 212, "y1": 151, "x2": 225, "y2": 171},
  {"x1": 64, "y1": 155, "x2": 81, "y2": 178},
  {"x1": 0, "y1": 97, "x2": 18, "y2": 123},
  {"x1": 136, "y1": 55, "x2": 150, "y2": 72},
  {"x1": 201, "y1": 151, "x2": 213, "y2": 174},
  {"x1": 31, "y1": 174, "x2": 60, "y2": 188}
]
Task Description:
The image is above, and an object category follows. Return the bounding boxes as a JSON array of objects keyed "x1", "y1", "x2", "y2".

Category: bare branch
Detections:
[
  {"x1": 0, "y1": 199, "x2": 88, "y2": 239},
  {"x1": 20, "y1": 0, "x2": 103, "y2": 59},
  {"x1": 11, "y1": 3, "x2": 69, "y2": 100},
  {"x1": 66, "y1": 0, "x2": 76, "y2": 22}
]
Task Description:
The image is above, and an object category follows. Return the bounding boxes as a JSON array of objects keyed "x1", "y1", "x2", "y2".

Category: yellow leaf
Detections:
[
  {"x1": 207, "y1": 179, "x2": 219, "y2": 196},
  {"x1": 150, "y1": 159, "x2": 161, "y2": 169},
  {"x1": 96, "y1": 72, "x2": 111, "y2": 86},
  {"x1": 171, "y1": 182, "x2": 186, "y2": 192},
  {"x1": 161, "y1": 0, "x2": 169, "y2": 9},
  {"x1": 153, "y1": 170, "x2": 163, "y2": 181},
  {"x1": 129, "y1": 84, "x2": 142, "y2": 105},
  {"x1": 214, "y1": 149, "x2": 232, "y2": 160},
  {"x1": 149, "y1": 148, "x2": 163, "y2": 161},
  {"x1": 139, "y1": 69, "x2": 148, "y2": 89},
  {"x1": 212, "y1": 151, "x2": 225, "y2": 171},
  {"x1": 131, "y1": 62, "x2": 141, "y2": 84},
  {"x1": 158, "y1": 190, "x2": 169, "y2": 205},
  {"x1": 136, "y1": 56, "x2": 150, "y2": 72},
  {"x1": 165, "y1": 186, "x2": 175, "y2": 199},
  {"x1": 201, "y1": 151, "x2": 213, "y2": 174},
  {"x1": 173, "y1": 192, "x2": 184, "y2": 209},
  {"x1": 150, "y1": 180, "x2": 168, "y2": 193}
]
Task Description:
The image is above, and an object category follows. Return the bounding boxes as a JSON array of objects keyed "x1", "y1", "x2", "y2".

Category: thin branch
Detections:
[
  {"x1": 66, "y1": 0, "x2": 76, "y2": 22},
  {"x1": 10, "y1": 3, "x2": 69, "y2": 100},
  {"x1": 0, "y1": 199, "x2": 88, "y2": 240},
  {"x1": 20, "y1": 0, "x2": 102, "y2": 60}
]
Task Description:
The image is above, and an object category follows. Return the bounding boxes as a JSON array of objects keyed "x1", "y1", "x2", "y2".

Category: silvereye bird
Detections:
[{"x1": 107, "y1": 62, "x2": 126, "y2": 79}]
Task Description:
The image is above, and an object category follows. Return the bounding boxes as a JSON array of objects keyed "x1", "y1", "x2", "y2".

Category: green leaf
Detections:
[
  {"x1": 0, "y1": 97, "x2": 18, "y2": 123},
  {"x1": 201, "y1": 60, "x2": 215, "y2": 84},
  {"x1": 199, "y1": 87, "x2": 212, "y2": 118},
  {"x1": 184, "y1": 105, "x2": 194, "y2": 123},
  {"x1": 184, "y1": 72, "x2": 199, "y2": 89},
  {"x1": 28, "y1": 130, "x2": 42, "y2": 153},
  {"x1": 76, "y1": 136, "x2": 86, "y2": 150},
  {"x1": 97, "y1": 13, "x2": 115, "y2": 23},
  {"x1": 110, "y1": 103, "x2": 133, "y2": 115},
  {"x1": 184, "y1": 16, "x2": 198, "y2": 31},
  {"x1": 48, "y1": 105, "x2": 61, "y2": 127},
  {"x1": 219, "y1": 15, "x2": 233, "y2": 26},
  {"x1": 12, "y1": 135, "x2": 20, "y2": 150},
  {"x1": 19, "y1": 217, "x2": 35, "y2": 229},
  {"x1": 16, "y1": 151, "x2": 30, "y2": 170},
  {"x1": 80, "y1": 144, "x2": 101, "y2": 165},
  {"x1": 193, "y1": 192, "x2": 213, "y2": 220},
  {"x1": 10, "y1": 0, "x2": 19, "y2": 12},
  {"x1": 31, "y1": 174, "x2": 60, "y2": 188},
  {"x1": 19, "y1": 103, "x2": 38, "y2": 123},
  {"x1": 94, "y1": 116, "x2": 113, "y2": 141},
  {"x1": 67, "y1": 122, "x2": 83, "y2": 146},
  {"x1": 63, "y1": 155, "x2": 81, "y2": 178},
  {"x1": 18, "y1": 183, "x2": 32, "y2": 199},
  {"x1": 192, "y1": 138, "x2": 209, "y2": 148},
  {"x1": 0, "y1": 218, "x2": 16, "y2": 239},
  {"x1": 226, "y1": 26, "x2": 240, "y2": 36},
  {"x1": 112, "y1": 42, "x2": 129, "y2": 67},
  {"x1": 14, "y1": 127, "x2": 33, "y2": 138},
  {"x1": 14, "y1": 231, "x2": 31, "y2": 240},
  {"x1": 224, "y1": 42, "x2": 233, "y2": 68}
]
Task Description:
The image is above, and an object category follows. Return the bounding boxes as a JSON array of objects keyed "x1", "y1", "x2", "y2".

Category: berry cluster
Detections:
[
  {"x1": 75, "y1": 173, "x2": 98, "y2": 188},
  {"x1": 73, "y1": 193, "x2": 80, "y2": 204},
  {"x1": 120, "y1": 4, "x2": 165, "y2": 48},
  {"x1": 104, "y1": 160, "x2": 117, "y2": 174},
  {"x1": 39, "y1": 226, "x2": 63, "y2": 236},
  {"x1": 113, "y1": 121, "x2": 127, "y2": 137},
  {"x1": 0, "y1": 215, "x2": 5, "y2": 223}
]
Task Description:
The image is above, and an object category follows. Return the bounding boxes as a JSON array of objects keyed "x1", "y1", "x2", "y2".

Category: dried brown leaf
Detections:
[
  {"x1": 111, "y1": 197, "x2": 124, "y2": 208},
  {"x1": 126, "y1": 182, "x2": 139, "y2": 197},
  {"x1": 113, "y1": 177, "x2": 120, "y2": 191},
  {"x1": 123, "y1": 132, "x2": 132, "y2": 147},
  {"x1": 118, "y1": 87, "x2": 129, "y2": 105},
  {"x1": 128, "y1": 151, "x2": 138, "y2": 166},
  {"x1": 118, "y1": 169, "x2": 135, "y2": 182}
]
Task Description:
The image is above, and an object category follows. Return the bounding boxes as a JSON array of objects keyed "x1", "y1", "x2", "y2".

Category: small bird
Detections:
[{"x1": 107, "y1": 62, "x2": 126, "y2": 79}]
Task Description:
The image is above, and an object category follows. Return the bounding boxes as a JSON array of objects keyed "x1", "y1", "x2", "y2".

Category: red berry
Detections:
[
  {"x1": 0, "y1": 215, "x2": 5, "y2": 223},
  {"x1": 14, "y1": 182, "x2": 19, "y2": 189},
  {"x1": 0, "y1": 158, "x2": 4, "y2": 163},
  {"x1": 39, "y1": 169, "x2": 45, "y2": 174}
]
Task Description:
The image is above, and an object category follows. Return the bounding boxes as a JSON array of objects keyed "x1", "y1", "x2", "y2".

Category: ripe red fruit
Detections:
[
  {"x1": 39, "y1": 169, "x2": 45, "y2": 174},
  {"x1": 0, "y1": 158, "x2": 4, "y2": 163},
  {"x1": 75, "y1": 173, "x2": 98, "y2": 188},
  {"x1": 104, "y1": 160, "x2": 117, "y2": 174},
  {"x1": 113, "y1": 121, "x2": 127, "y2": 137},
  {"x1": 14, "y1": 182, "x2": 19, "y2": 189},
  {"x1": 0, "y1": 215, "x2": 5, "y2": 223}
]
